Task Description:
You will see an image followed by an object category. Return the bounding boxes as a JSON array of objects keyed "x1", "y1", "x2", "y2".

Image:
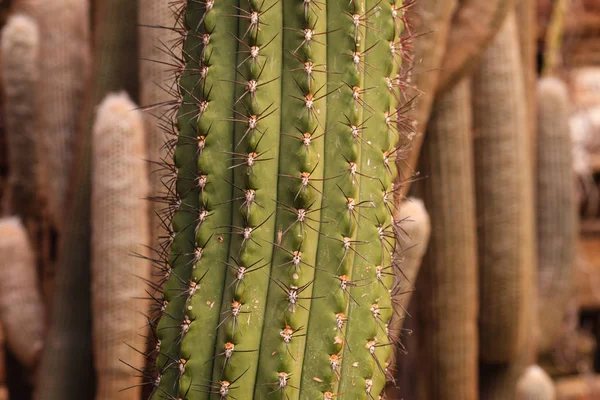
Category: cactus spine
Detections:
[
  {"x1": 414, "y1": 77, "x2": 478, "y2": 400},
  {"x1": 150, "y1": 1, "x2": 411, "y2": 399}
]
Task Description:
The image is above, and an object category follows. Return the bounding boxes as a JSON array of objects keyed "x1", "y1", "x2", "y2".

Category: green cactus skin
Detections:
[{"x1": 148, "y1": 1, "x2": 413, "y2": 399}]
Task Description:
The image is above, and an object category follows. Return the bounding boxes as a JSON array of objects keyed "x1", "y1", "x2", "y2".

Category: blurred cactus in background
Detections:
[
  {"x1": 91, "y1": 93, "x2": 149, "y2": 400},
  {"x1": 413, "y1": 77, "x2": 478, "y2": 400}
]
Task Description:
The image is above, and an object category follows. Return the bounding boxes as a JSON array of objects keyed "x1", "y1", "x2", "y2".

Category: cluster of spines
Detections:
[{"x1": 135, "y1": 0, "x2": 415, "y2": 399}]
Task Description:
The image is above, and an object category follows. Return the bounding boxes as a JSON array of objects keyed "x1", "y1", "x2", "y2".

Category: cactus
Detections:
[
  {"x1": 386, "y1": 197, "x2": 431, "y2": 374},
  {"x1": 436, "y1": 0, "x2": 513, "y2": 93},
  {"x1": 472, "y1": 9, "x2": 535, "y2": 364},
  {"x1": 147, "y1": 1, "x2": 413, "y2": 399},
  {"x1": 91, "y1": 93, "x2": 150, "y2": 399},
  {"x1": 413, "y1": 77, "x2": 478, "y2": 400},
  {"x1": 1, "y1": 14, "x2": 43, "y2": 223},
  {"x1": 0, "y1": 324, "x2": 7, "y2": 400},
  {"x1": 1, "y1": 13, "x2": 57, "y2": 312},
  {"x1": 0, "y1": 217, "x2": 45, "y2": 369},
  {"x1": 516, "y1": 0, "x2": 537, "y2": 159},
  {"x1": 542, "y1": 0, "x2": 567, "y2": 77},
  {"x1": 94, "y1": 0, "x2": 139, "y2": 99},
  {"x1": 139, "y1": 0, "x2": 179, "y2": 260},
  {"x1": 536, "y1": 77, "x2": 577, "y2": 354},
  {"x1": 516, "y1": 365, "x2": 556, "y2": 400}
]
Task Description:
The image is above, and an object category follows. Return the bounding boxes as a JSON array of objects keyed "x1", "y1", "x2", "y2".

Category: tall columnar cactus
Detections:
[
  {"x1": 536, "y1": 77, "x2": 577, "y2": 354},
  {"x1": 148, "y1": 1, "x2": 413, "y2": 399},
  {"x1": 386, "y1": 198, "x2": 431, "y2": 378},
  {"x1": 414, "y1": 77, "x2": 478, "y2": 400},
  {"x1": 472, "y1": 9, "x2": 535, "y2": 364},
  {"x1": 91, "y1": 93, "x2": 150, "y2": 400}
]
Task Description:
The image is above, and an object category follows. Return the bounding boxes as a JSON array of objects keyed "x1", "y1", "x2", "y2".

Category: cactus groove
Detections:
[{"x1": 148, "y1": 1, "x2": 413, "y2": 399}]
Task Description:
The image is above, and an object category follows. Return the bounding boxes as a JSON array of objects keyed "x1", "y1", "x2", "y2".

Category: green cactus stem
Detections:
[
  {"x1": 148, "y1": 1, "x2": 414, "y2": 399},
  {"x1": 516, "y1": 365, "x2": 556, "y2": 400},
  {"x1": 91, "y1": 92, "x2": 151, "y2": 400}
]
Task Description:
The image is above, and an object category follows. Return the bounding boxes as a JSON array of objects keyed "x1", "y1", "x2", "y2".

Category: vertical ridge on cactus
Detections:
[
  {"x1": 147, "y1": 0, "x2": 414, "y2": 399},
  {"x1": 91, "y1": 92, "x2": 150, "y2": 400}
]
